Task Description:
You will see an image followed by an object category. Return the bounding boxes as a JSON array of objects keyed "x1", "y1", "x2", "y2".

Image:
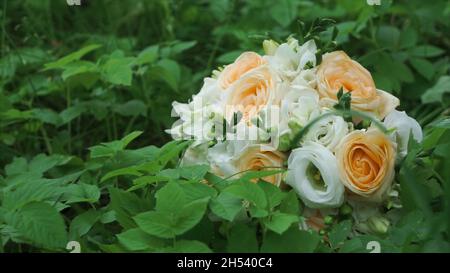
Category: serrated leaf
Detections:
[
  {"x1": 134, "y1": 198, "x2": 209, "y2": 239},
  {"x1": 162, "y1": 240, "x2": 212, "y2": 253},
  {"x1": 69, "y1": 210, "x2": 101, "y2": 239},
  {"x1": 224, "y1": 181, "x2": 267, "y2": 208},
  {"x1": 227, "y1": 224, "x2": 258, "y2": 253},
  {"x1": 133, "y1": 211, "x2": 175, "y2": 239},
  {"x1": 279, "y1": 190, "x2": 301, "y2": 215},
  {"x1": 5, "y1": 202, "x2": 68, "y2": 249},
  {"x1": 63, "y1": 183, "x2": 100, "y2": 204},
  {"x1": 410, "y1": 58, "x2": 435, "y2": 80},
  {"x1": 209, "y1": 192, "x2": 243, "y2": 221},
  {"x1": 44, "y1": 44, "x2": 102, "y2": 70},
  {"x1": 137, "y1": 45, "x2": 159, "y2": 65},
  {"x1": 117, "y1": 228, "x2": 165, "y2": 251},
  {"x1": 155, "y1": 182, "x2": 187, "y2": 213},
  {"x1": 109, "y1": 188, "x2": 153, "y2": 229},
  {"x1": 100, "y1": 167, "x2": 142, "y2": 183},
  {"x1": 409, "y1": 45, "x2": 444, "y2": 58},
  {"x1": 328, "y1": 220, "x2": 352, "y2": 248},
  {"x1": 261, "y1": 227, "x2": 320, "y2": 253},
  {"x1": 101, "y1": 55, "x2": 135, "y2": 86},
  {"x1": 263, "y1": 212, "x2": 299, "y2": 234}
]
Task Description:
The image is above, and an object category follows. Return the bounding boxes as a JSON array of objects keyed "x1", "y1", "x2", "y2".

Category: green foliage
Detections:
[{"x1": 0, "y1": 0, "x2": 449, "y2": 253}]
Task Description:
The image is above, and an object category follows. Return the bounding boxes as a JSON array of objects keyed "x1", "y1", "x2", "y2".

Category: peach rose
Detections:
[
  {"x1": 218, "y1": 52, "x2": 266, "y2": 89},
  {"x1": 316, "y1": 51, "x2": 399, "y2": 119},
  {"x1": 335, "y1": 128, "x2": 396, "y2": 202},
  {"x1": 225, "y1": 66, "x2": 274, "y2": 123},
  {"x1": 237, "y1": 145, "x2": 285, "y2": 186},
  {"x1": 208, "y1": 142, "x2": 285, "y2": 186}
]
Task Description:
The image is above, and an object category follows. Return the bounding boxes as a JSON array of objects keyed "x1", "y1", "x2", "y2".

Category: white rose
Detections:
[
  {"x1": 383, "y1": 110, "x2": 423, "y2": 158},
  {"x1": 302, "y1": 113, "x2": 350, "y2": 152},
  {"x1": 286, "y1": 141, "x2": 345, "y2": 208},
  {"x1": 265, "y1": 39, "x2": 317, "y2": 81}
]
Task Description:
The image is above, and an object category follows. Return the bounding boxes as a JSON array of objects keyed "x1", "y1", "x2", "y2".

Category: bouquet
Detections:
[{"x1": 167, "y1": 35, "x2": 423, "y2": 235}]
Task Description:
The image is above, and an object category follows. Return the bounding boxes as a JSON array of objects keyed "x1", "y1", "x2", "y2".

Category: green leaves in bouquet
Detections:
[{"x1": 333, "y1": 87, "x2": 352, "y2": 121}]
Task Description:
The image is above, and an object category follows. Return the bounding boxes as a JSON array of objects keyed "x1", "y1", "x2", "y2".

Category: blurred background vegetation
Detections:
[
  {"x1": 1, "y1": 0, "x2": 449, "y2": 167},
  {"x1": 0, "y1": 0, "x2": 450, "y2": 253}
]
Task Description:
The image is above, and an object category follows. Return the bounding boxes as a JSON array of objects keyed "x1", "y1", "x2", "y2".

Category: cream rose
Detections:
[
  {"x1": 286, "y1": 141, "x2": 345, "y2": 208},
  {"x1": 224, "y1": 66, "x2": 276, "y2": 124},
  {"x1": 335, "y1": 128, "x2": 396, "y2": 202},
  {"x1": 316, "y1": 51, "x2": 399, "y2": 119},
  {"x1": 218, "y1": 52, "x2": 265, "y2": 90},
  {"x1": 208, "y1": 141, "x2": 285, "y2": 186}
]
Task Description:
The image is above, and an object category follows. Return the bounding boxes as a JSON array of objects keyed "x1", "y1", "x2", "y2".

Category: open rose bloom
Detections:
[{"x1": 167, "y1": 37, "x2": 423, "y2": 235}]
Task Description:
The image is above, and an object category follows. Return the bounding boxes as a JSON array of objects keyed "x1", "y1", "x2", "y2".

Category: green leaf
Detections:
[
  {"x1": 128, "y1": 175, "x2": 171, "y2": 191},
  {"x1": 258, "y1": 181, "x2": 286, "y2": 209},
  {"x1": 101, "y1": 55, "x2": 135, "y2": 86},
  {"x1": 30, "y1": 154, "x2": 72, "y2": 173},
  {"x1": 59, "y1": 104, "x2": 86, "y2": 125},
  {"x1": 4, "y1": 157, "x2": 28, "y2": 176},
  {"x1": 261, "y1": 227, "x2": 320, "y2": 253},
  {"x1": 224, "y1": 181, "x2": 267, "y2": 208},
  {"x1": 100, "y1": 166, "x2": 142, "y2": 183},
  {"x1": 109, "y1": 188, "x2": 153, "y2": 229},
  {"x1": 399, "y1": 27, "x2": 418, "y2": 49},
  {"x1": 134, "y1": 211, "x2": 177, "y2": 239},
  {"x1": 69, "y1": 210, "x2": 101, "y2": 239},
  {"x1": 2, "y1": 179, "x2": 63, "y2": 210},
  {"x1": 32, "y1": 108, "x2": 62, "y2": 125},
  {"x1": 117, "y1": 228, "x2": 165, "y2": 251},
  {"x1": 149, "y1": 59, "x2": 181, "y2": 92},
  {"x1": 409, "y1": 45, "x2": 445, "y2": 58},
  {"x1": 135, "y1": 198, "x2": 209, "y2": 239},
  {"x1": 61, "y1": 60, "x2": 98, "y2": 81},
  {"x1": 238, "y1": 169, "x2": 285, "y2": 183},
  {"x1": 270, "y1": 0, "x2": 299, "y2": 27},
  {"x1": 279, "y1": 190, "x2": 301, "y2": 215},
  {"x1": 63, "y1": 183, "x2": 100, "y2": 204},
  {"x1": 120, "y1": 131, "x2": 143, "y2": 148},
  {"x1": 113, "y1": 100, "x2": 147, "y2": 117},
  {"x1": 163, "y1": 240, "x2": 212, "y2": 253},
  {"x1": 44, "y1": 44, "x2": 102, "y2": 70},
  {"x1": 339, "y1": 238, "x2": 365, "y2": 253},
  {"x1": 137, "y1": 45, "x2": 159, "y2": 65},
  {"x1": 179, "y1": 165, "x2": 210, "y2": 180},
  {"x1": 5, "y1": 202, "x2": 68, "y2": 249},
  {"x1": 410, "y1": 58, "x2": 435, "y2": 80},
  {"x1": 175, "y1": 198, "x2": 210, "y2": 236},
  {"x1": 89, "y1": 131, "x2": 143, "y2": 158},
  {"x1": 328, "y1": 220, "x2": 352, "y2": 249},
  {"x1": 155, "y1": 182, "x2": 187, "y2": 213},
  {"x1": 376, "y1": 26, "x2": 400, "y2": 48},
  {"x1": 263, "y1": 212, "x2": 299, "y2": 235},
  {"x1": 171, "y1": 41, "x2": 197, "y2": 55},
  {"x1": 422, "y1": 76, "x2": 450, "y2": 104},
  {"x1": 180, "y1": 182, "x2": 217, "y2": 203},
  {"x1": 227, "y1": 224, "x2": 259, "y2": 253},
  {"x1": 209, "y1": 192, "x2": 243, "y2": 221},
  {"x1": 216, "y1": 51, "x2": 243, "y2": 64}
]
